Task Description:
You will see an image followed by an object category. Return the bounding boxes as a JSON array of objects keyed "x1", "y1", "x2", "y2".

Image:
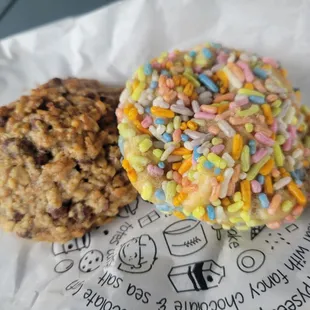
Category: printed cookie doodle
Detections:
[
  {"x1": 117, "y1": 44, "x2": 310, "y2": 230},
  {"x1": 0, "y1": 78, "x2": 137, "y2": 242}
]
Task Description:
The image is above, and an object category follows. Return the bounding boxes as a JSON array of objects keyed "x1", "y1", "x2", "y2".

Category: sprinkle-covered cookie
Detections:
[
  {"x1": 0, "y1": 78, "x2": 137, "y2": 242},
  {"x1": 117, "y1": 44, "x2": 310, "y2": 230}
]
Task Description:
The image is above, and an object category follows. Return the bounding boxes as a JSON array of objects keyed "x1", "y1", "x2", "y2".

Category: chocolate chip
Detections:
[
  {"x1": 97, "y1": 117, "x2": 105, "y2": 129},
  {"x1": 13, "y1": 212, "x2": 24, "y2": 222},
  {"x1": 62, "y1": 199, "x2": 73, "y2": 209},
  {"x1": 19, "y1": 139, "x2": 38, "y2": 157},
  {"x1": 35, "y1": 151, "x2": 53, "y2": 166},
  {"x1": 75, "y1": 164, "x2": 82, "y2": 172},
  {"x1": 0, "y1": 116, "x2": 8, "y2": 127},
  {"x1": 17, "y1": 230, "x2": 32, "y2": 239},
  {"x1": 86, "y1": 93, "x2": 96, "y2": 100},
  {"x1": 82, "y1": 206, "x2": 93, "y2": 218},
  {"x1": 49, "y1": 78, "x2": 62, "y2": 87},
  {"x1": 38, "y1": 99, "x2": 49, "y2": 111},
  {"x1": 100, "y1": 96, "x2": 106, "y2": 102}
]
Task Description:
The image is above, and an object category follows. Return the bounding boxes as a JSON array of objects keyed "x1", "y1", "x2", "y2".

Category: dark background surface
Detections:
[{"x1": 0, "y1": 0, "x2": 116, "y2": 39}]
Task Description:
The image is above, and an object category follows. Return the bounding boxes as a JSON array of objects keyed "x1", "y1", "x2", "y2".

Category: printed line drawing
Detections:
[
  {"x1": 79, "y1": 249, "x2": 104, "y2": 273},
  {"x1": 138, "y1": 210, "x2": 160, "y2": 228},
  {"x1": 52, "y1": 232, "x2": 91, "y2": 256},
  {"x1": 54, "y1": 259, "x2": 74, "y2": 273},
  {"x1": 236, "y1": 249, "x2": 265, "y2": 273},
  {"x1": 285, "y1": 223, "x2": 299, "y2": 233},
  {"x1": 168, "y1": 260, "x2": 225, "y2": 293},
  {"x1": 118, "y1": 234, "x2": 157, "y2": 274},
  {"x1": 212, "y1": 225, "x2": 222, "y2": 241},
  {"x1": 251, "y1": 225, "x2": 266, "y2": 241},
  {"x1": 118, "y1": 198, "x2": 139, "y2": 218},
  {"x1": 163, "y1": 219, "x2": 208, "y2": 257},
  {"x1": 265, "y1": 232, "x2": 290, "y2": 250}
]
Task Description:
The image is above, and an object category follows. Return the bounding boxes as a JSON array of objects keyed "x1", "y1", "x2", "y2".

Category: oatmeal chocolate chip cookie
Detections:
[{"x1": 0, "y1": 78, "x2": 137, "y2": 242}]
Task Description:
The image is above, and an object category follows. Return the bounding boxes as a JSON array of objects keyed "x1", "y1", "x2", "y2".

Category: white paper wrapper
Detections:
[{"x1": 1, "y1": 0, "x2": 310, "y2": 309}]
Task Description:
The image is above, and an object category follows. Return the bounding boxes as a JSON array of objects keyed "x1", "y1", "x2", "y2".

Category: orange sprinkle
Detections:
[
  {"x1": 127, "y1": 169, "x2": 137, "y2": 183},
  {"x1": 303, "y1": 160, "x2": 310, "y2": 168},
  {"x1": 232, "y1": 134, "x2": 243, "y2": 160},
  {"x1": 172, "y1": 147, "x2": 192, "y2": 156},
  {"x1": 222, "y1": 197, "x2": 231, "y2": 207},
  {"x1": 182, "y1": 184, "x2": 199, "y2": 193},
  {"x1": 172, "y1": 162, "x2": 182, "y2": 170},
  {"x1": 187, "y1": 120, "x2": 198, "y2": 131},
  {"x1": 173, "y1": 210, "x2": 186, "y2": 219},
  {"x1": 288, "y1": 182, "x2": 307, "y2": 205},
  {"x1": 261, "y1": 104, "x2": 273, "y2": 125},
  {"x1": 217, "y1": 175, "x2": 224, "y2": 182},
  {"x1": 178, "y1": 157, "x2": 192, "y2": 175},
  {"x1": 123, "y1": 103, "x2": 134, "y2": 115},
  {"x1": 281, "y1": 68, "x2": 288, "y2": 78},
  {"x1": 183, "y1": 83, "x2": 194, "y2": 96},
  {"x1": 268, "y1": 194, "x2": 282, "y2": 215},
  {"x1": 279, "y1": 168, "x2": 290, "y2": 177},
  {"x1": 180, "y1": 122, "x2": 187, "y2": 130},
  {"x1": 190, "y1": 92, "x2": 198, "y2": 100},
  {"x1": 132, "y1": 79, "x2": 140, "y2": 90},
  {"x1": 201, "y1": 214, "x2": 210, "y2": 222},
  {"x1": 173, "y1": 192, "x2": 188, "y2": 206},
  {"x1": 241, "y1": 180, "x2": 251, "y2": 211},
  {"x1": 128, "y1": 107, "x2": 139, "y2": 120},
  {"x1": 150, "y1": 106, "x2": 175, "y2": 118},
  {"x1": 260, "y1": 158, "x2": 275, "y2": 176},
  {"x1": 165, "y1": 61, "x2": 173, "y2": 70},
  {"x1": 244, "y1": 83, "x2": 254, "y2": 90},
  {"x1": 214, "y1": 92, "x2": 235, "y2": 103},
  {"x1": 173, "y1": 75, "x2": 181, "y2": 86},
  {"x1": 217, "y1": 103, "x2": 229, "y2": 114},
  {"x1": 264, "y1": 175, "x2": 274, "y2": 195},
  {"x1": 133, "y1": 120, "x2": 150, "y2": 134},
  {"x1": 180, "y1": 77, "x2": 189, "y2": 86},
  {"x1": 122, "y1": 159, "x2": 130, "y2": 171}
]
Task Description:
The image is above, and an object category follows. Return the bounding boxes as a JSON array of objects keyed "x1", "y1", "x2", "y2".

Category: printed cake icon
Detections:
[
  {"x1": 163, "y1": 219, "x2": 207, "y2": 257},
  {"x1": 168, "y1": 260, "x2": 225, "y2": 293}
]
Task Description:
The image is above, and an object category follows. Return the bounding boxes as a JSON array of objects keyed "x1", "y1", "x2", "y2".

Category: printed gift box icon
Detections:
[
  {"x1": 163, "y1": 219, "x2": 207, "y2": 256},
  {"x1": 168, "y1": 260, "x2": 225, "y2": 293},
  {"x1": 52, "y1": 232, "x2": 91, "y2": 256}
]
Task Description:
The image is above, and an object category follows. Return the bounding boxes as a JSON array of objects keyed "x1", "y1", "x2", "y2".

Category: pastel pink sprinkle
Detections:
[
  {"x1": 173, "y1": 171, "x2": 182, "y2": 184},
  {"x1": 262, "y1": 57, "x2": 279, "y2": 68},
  {"x1": 229, "y1": 97, "x2": 249, "y2": 109},
  {"x1": 284, "y1": 215, "x2": 295, "y2": 223},
  {"x1": 266, "y1": 221, "x2": 281, "y2": 229},
  {"x1": 168, "y1": 52, "x2": 177, "y2": 61},
  {"x1": 271, "y1": 119, "x2": 278, "y2": 133},
  {"x1": 254, "y1": 132, "x2": 275, "y2": 146},
  {"x1": 141, "y1": 115, "x2": 153, "y2": 128},
  {"x1": 217, "y1": 51, "x2": 229, "y2": 64},
  {"x1": 236, "y1": 61, "x2": 254, "y2": 82},
  {"x1": 252, "y1": 148, "x2": 268, "y2": 163},
  {"x1": 194, "y1": 112, "x2": 216, "y2": 120},
  {"x1": 292, "y1": 205, "x2": 303, "y2": 217},
  {"x1": 251, "y1": 180, "x2": 262, "y2": 193},
  {"x1": 288, "y1": 125, "x2": 297, "y2": 139},
  {"x1": 173, "y1": 128, "x2": 182, "y2": 142},
  {"x1": 282, "y1": 137, "x2": 292, "y2": 151},
  {"x1": 211, "y1": 144, "x2": 225, "y2": 154},
  {"x1": 304, "y1": 148, "x2": 310, "y2": 157},
  {"x1": 147, "y1": 165, "x2": 164, "y2": 177}
]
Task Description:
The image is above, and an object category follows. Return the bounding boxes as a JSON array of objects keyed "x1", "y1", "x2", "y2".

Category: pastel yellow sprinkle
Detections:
[
  {"x1": 237, "y1": 105, "x2": 260, "y2": 117},
  {"x1": 192, "y1": 206, "x2": 206, "y2": 219},
  {"x1": 247, "y1": 155, "x2": 271, "y2": 180},
  {"x1": 232, "y1": 134, "x2": 243, "y2": 160},
  {"x1": 273, "y1": 142, "x2": 284, "y2": 167},
  {"x1": 131, "y1": 82, "x2": 146, "y2": 101},
  {"x1": 176, "y1": 184, "x2": 182, "y2": 193},
  {"x1": 276, "y1": 135, "x2": 286, "y2": 145},
  {"x1": 166, "y1": 171, "x2": 173, "y2": 179},
  {"x1": 238, "y1": 88, "x2": 265, "y2": 97},
  {"x1": 118, "y1": 123, "x2": 136, "y2": 138},
  {"x1": 187, "y1": 170, "x2": 196, "y2": 181},
  {"x1": 197, "y1": 156, "x2": 207, "y2": 164},
  {"x1": 129, "y1": 155, "x2": 150, "y2": 167},
  {"x1": 212, "y1": 137, "x2": 223, "y2": 145},
  {"x1": 241, "y1": 145, "x2": 250, "y2": 172},
  {"x1": 233, "y1": 192, "x2": 242, "y2": 202},
  {"x1": 137, "y1": 66, "x2": 146, "y2": 82},
  {"x1": 271, "y1": 99, "x2": 282, "y2": 108},
  {"x1": 222, "y1": 224, "x2": 231, "y2": 230},
  {"x1": 139, "y1": 139, "x2": 152, "y2": 153},
  {"x1": 245, "y1": 123, "x2": 254, "y2": 132},
  {"x1": 236, "y1": 225, "x2": 250, "y2": 231},
  {"x1": 207, "y1": 153, "x2": 227, "y2": 169},
  {"x1": 281, "y1": 200, "x2": 294, "y2": 212},
  {"x1": 166, "y1": 122, "x2": 174, "y2": 134},
  {"x1": 183, "y1": 72, "x2": 200, "y2": 87},
  {"x1": 183, "y1": 209, "x2": 192, "y2": 217},
  {"x1": 141, "y1": 182, "x2": 153, "y2": 200},
  {"x1": 227, "y1": 201, "x2": 244, "y2": 213},
  {"x1": 247, "y1": 220, "x2": 263, "y2": 227},
  {"x1": 272, "y1": 107, "x2": 281, "y2": 117},
  {"x1": 229, "y1": 216, "x2": 244, "y2": 223},
  {"x1": 166, "y1": 181, "x2": 177, "y2": 201},
  {"x1": 240, "y1": 211, "x2": 250, "y2": 222},
  {"x1": 153, "y1": 149, "x2": 163, "y2": 158},
  {"x1": 212, "y1": 199, "x2": 221, "y2": 206}
]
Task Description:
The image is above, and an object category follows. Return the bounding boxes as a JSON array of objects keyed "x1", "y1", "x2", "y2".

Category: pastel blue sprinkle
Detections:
[
  {"x1": 163, "y1": 133, "x2": 172, "y2": 142},
  {"x1": 155, "y1": 118, "x2": 165, "y2": 125},
  {"x1": 189, "y1": 51, "x2": 197, "y2": 57},
  {"x1": 253, "y1": 67, "x2": 268, "y2": 79},
  {"x1": 193, "y1": 146, "x2": 200, "y2": 161},
  {"x1": 118, "y1": 137, "x2": 124, "y2": 156},
  {"x1": 145, "y1": 106, "x2": 151, "y2": 113},
  {"x1": 202, "y1": 47, "x2": 212, "y2": 59},
  {"x1": 181, "y1": 134, "x2": 189, "y2": 142},
  {"x1": 158, "y1": 161, "x2": 165, "y2": 169},
  {"x1": 144, "y1": 63, "x2": 153, "y2": 75},
  {"x1": 249, "y1": 95, "x2": 265, "y2": 104},
  {"x1": 198, "y1": 74, "x2": 219, "y2": 92},
  {"x1": 161, "y1": 70, "x2": 170, "y2": 76},
  {"x1": 296, "y1": 180, "x2": 303, "y2": 186},
  {"x1": 290, "y1": 171, "x2": 299, "y2": 183},
  {"x1": 155, "y1": 189, "x2": 165, "y2": 201},
  {"x1": 257, "y1": 174, "x2": 265, "y2": 185},
  {"x1": 248, "y1": 140, "x2": 256, "y2": 155},
  {"x1": 150, "y1": 81, "x2": 158, "y2": 89},
  {"x1": 214, "y1": 168, "x2": 221, "y2": 175},
  {"x1": 156, "y1": 204, "x2": 172, "y2": 212},
  {"x1": 204, "y1": 160, "x2": 214, "y2": 169},
  {"x1": 207, "y1": 205, "x2": 216, "y2": 220},
  {"x1": 258, "y1": 193, "x2": 269, "y2": 208}
]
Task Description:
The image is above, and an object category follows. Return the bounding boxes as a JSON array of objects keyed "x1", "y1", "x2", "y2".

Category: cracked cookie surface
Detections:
[{"x1": 0, "y1": 78, "x2": 137, "y2": 242}]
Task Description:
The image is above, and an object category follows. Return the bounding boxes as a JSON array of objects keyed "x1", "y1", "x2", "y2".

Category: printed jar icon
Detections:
[
  {"x1": 163, "y1": 219, "x2": 207, "y2": 256},
  {"x1": 168, "y1": 260, "x2": 225, "y2": 293},
  {"x1": 52, "y1": 232, "x2": 91, "y2": 256}
]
